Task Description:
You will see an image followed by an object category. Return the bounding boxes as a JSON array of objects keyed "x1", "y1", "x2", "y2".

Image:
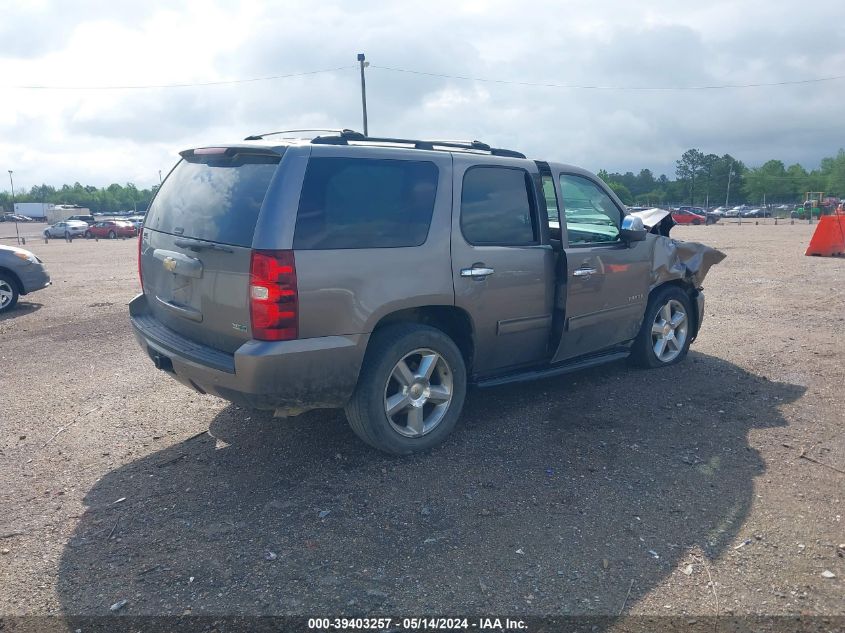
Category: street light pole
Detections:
[
  {"x1": 8, "y1": 170, "x2": 20, "y2": 246},
  {"x1": 725, "y1": 164, "x2": 733, "y2": 208},
  {"x1": 357, "y1": 53, "x2": 369, "y2": 136}
]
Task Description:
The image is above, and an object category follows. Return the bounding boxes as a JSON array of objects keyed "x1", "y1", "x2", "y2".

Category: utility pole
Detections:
[
  {"x1": 725, "y1": 163, "x2": 733, "y2": 208},
  {"x1": 357, "y1": 53, "x2": 369, "y2": 136},
  {"x1": 8, "y1": 170, "x2": 20, "y2": 245}
]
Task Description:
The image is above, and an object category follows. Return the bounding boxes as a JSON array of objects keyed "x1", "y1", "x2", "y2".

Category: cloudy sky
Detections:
[{"x1": 1, "y1": 0, "x2": 844, "y2": 191}]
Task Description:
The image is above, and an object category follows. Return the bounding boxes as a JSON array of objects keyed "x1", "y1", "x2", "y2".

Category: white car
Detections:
[
  {"x1": 43, "y1": 220, "x2": 89, "y2": 239},
  {"x1": 127, "y1": 216, "x2": 145, "y2": 230}
]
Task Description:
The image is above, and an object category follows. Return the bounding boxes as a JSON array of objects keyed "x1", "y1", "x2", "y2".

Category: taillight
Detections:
[
  {"x1": 249, "y1": 250, "x2": 298, "y2": 341},
  {"x1": 137, "y1": 227, "x2": 143, "y2": 288}
]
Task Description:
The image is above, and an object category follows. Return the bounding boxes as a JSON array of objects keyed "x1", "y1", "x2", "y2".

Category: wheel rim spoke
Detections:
[
  {"x1": 652, "y1": 321, "x2": 665, "y2": 335},
  {"x1": 385, "y1": 393, "x2": 411, "y2": 417},
  {"x1": 391, "y1": 360, "x2": 415, "y2": 387},
  {"x1": 416, "y1": 353, "x2": 439, "y2": 380},
  {"x1": 661, "y1": 303, "x2": 672, "y2": 323},
  {"x1": 670, "y1": 311, "x2": 686, "y2": 328},
  {"x1": 427, "y1": 385, "x2": 451, "y2": 403},
  {"x1": 654, "y1": 337, "x2": 668, "y2": 359},
  {"x1": 406, "y1": 406, "x2": 424, "y2": 436}
]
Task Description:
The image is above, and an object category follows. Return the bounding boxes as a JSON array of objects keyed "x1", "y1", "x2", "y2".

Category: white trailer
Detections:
[
  {"x1": 46, "y1": 205, "x2": 90, "y2": 223},
  {"x1": 14, "y1": 202, "x2": 53, "y2": 221}
]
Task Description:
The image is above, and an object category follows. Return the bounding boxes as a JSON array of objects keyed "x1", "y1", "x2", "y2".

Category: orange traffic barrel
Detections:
[{"x1": 805, "y1": 214, "x2": 845, "y2": 256}]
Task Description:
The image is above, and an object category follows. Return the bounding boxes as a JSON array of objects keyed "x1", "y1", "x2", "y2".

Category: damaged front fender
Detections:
[
  {"x1": 648, "y1": 236, "x2": 726, "y2": 289},
  {"x1": 630, "y1": 208, "x2": 727, "y2": 289}
]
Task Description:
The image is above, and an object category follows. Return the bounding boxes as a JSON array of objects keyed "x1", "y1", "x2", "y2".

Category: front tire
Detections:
[
  {"x1": 108, "y1": 230, "x2": 116, "y2": 239},
  {"x1": 85, "y1": 230, "x2": 92, "y2": 239},
  {"x1": 345, "y1": 323, "x2": 467, "y2": 455},
  {"x1": 0, "y1": 274, "x2": 20, "y2": 313},
  {"x1": 630, "y1": 286, "x2": 693, "y2": 368}
]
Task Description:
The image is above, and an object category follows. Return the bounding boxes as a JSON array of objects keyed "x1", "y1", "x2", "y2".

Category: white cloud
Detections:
[{"x1": 1, "y1": 0, "x2": 844, "y2": 191}]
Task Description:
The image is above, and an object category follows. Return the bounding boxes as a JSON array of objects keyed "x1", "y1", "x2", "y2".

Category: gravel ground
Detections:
[{"x1": 0, "y1": 222, "x2": 843, "y2": 622}]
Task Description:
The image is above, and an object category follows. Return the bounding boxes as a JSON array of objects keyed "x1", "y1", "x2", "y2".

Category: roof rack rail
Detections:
[
  {"x1": 243, "y1": 128, "x2": 358, "y2": 141},
  {"x1": 310, "y1": 130, "x2": 526, "y2": 159}
]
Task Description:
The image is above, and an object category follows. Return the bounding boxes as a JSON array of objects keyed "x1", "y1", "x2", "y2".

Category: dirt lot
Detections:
[{"x1": 1, "y1": 222, "x2": 843, "y2": 623}]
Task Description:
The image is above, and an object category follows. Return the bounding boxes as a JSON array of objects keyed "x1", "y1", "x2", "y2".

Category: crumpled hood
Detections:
[
  {"x1": 629, "y1": 207, "x2": 671, "y2": 229},
  {"x1": 649, "y1": 236, "x2": 726, "y2": 288}
]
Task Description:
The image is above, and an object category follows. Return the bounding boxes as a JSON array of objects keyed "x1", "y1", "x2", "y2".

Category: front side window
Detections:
[
  {"x1": 461, "y1": 166, "x2": 537, "y2": 245},
  {"x1": 294, "y1": 157, "x2": 438, "y2": 249},
  {"x1": 559, "y1": 174, "x2": 621, "y2": 245}
]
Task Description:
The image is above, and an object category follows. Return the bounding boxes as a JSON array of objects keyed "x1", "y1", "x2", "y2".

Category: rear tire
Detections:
[
  {"x1": 85, "y1": 230, "x2": 92, "y2": 239},
  {"x1": 629, "y1": 286, "x2": 693, "y2": 369},
  {"x1": 692, "y1": 219, "x2": 701, "y2": 225},
  {"x1": 0, "y1": 273, "x2": 20, "y2": 314},
  {"x1": 345, "y1": 323, "x2": 467, "y2": 455}
]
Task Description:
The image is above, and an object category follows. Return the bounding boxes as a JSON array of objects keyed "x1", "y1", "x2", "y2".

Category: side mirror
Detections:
[{"x1": 620, "y1": 215, "x2": 647, "y2": 242}]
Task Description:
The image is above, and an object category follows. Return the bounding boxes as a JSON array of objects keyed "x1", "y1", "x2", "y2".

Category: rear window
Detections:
[
  {"x1": 144, "y1": 150, "x2": 281, "y2": 247},
  {"x1": 293, "y1": 157, "x2": 438, "y2": 249}
]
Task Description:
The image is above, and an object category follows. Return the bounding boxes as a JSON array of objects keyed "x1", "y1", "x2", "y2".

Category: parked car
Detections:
[
  {"x1": 0, "y1": 244, "x2": 51, "y2": 313},
  {"x1": 130, "y1": 131, "x2": 724, "y2": 454},
  {"x1": 43, "y1": 220, "x2": 89, "y2": 239},
  {"x1": 85, "y1": 220, "x2": 138, "y2": 239},
  {"x1": 722, "y1": 205, "x2": 747, "y2": 218},
  {"x1": 66, "y1": 214, "x2": 97, "y2": 225},
  {"x1": 1, "y1": 213, "x2": 33, "y2": 222},
  {"x1": 126, "y1": 216, "x2": 146, "y2": 230},
  {"x1": 740, "y1": 207, "x2": 770, "y2": 218},
  {"x1": 671, "y1": 208, "x2": 707, "y2": 225}
]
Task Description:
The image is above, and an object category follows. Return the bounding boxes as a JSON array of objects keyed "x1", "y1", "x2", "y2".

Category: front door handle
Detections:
[
  {"x1": 461, "y1": 266, "x2": 495, "y2": 279},
  {"x1": 573, "y1": 267, "x2": 597, "y2": 277}
]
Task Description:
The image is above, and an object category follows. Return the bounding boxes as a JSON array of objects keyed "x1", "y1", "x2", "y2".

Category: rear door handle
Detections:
[
  {"x1": 461, "y1": 266, "x2": 495, "y2": 279},
  {"x1": 573, "y1": 267, "x2": 597, "y2": 277}
]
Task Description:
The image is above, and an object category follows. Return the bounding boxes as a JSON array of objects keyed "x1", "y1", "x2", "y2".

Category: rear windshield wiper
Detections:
[{"x1": 174, "y1": 238, "x2": 233, "y2": 253}]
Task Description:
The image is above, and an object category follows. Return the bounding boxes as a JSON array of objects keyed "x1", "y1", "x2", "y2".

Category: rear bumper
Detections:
[{"x1": 129, "y1": 293, "x2": 369, "y2": 412}]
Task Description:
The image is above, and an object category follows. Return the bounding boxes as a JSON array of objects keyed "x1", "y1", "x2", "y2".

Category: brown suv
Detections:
[{"x1": 130, "y1": 130, "x2": 724, "y2": 454}]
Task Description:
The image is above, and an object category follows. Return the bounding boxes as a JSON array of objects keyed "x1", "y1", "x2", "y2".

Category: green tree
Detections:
[
  {"x1": 675, "y1": 149, "x2": 706, "y2": 204},
  {"x1": 606, "y1": 181, "x2": 633, "y2": 204},
  {"x1": 743, "y1": 160, "x2": 793, "y2": 203}
]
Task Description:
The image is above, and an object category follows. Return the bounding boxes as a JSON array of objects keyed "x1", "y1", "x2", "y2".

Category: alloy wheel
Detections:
[
  {"x1": 383, "y1": 348, "x2": 454, "y2": 438},
  {"x1": 651, "y1": 299, "x2": 688, "y2": 363},
  {"x1": 0, "y1": 280, "x2": 14, "y2": 308}
]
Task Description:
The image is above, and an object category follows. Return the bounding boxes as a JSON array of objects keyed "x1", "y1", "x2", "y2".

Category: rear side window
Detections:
[
  {"x1": 294, "y1": 157, "x2": 438, "y2": 249},
  {"x1": 145, "y1": 151, "x2": 280, "y2": 247},
  {"x1": 461, "y1": 166, "x2": 537, "y2": 245}
]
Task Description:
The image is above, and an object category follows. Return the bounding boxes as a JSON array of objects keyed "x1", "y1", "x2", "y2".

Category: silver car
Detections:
[
  {"x1": 43, "y1": 220, "x2": 89, "y2": 239},
  {"x1": 0, "y1": 245, "x2": 51, "y2": 313}
]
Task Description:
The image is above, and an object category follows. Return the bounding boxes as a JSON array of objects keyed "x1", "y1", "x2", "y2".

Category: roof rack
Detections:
[
  {"x1": 243, "y1": 128, "x2": 357, "y2": 141},
  {"x1": 309, "y1": 129, "x2": 526, "y2": 159}
]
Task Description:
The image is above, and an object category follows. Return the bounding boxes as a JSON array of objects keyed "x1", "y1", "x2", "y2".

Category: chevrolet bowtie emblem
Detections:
[{"x1": 163, "y1": 257, "x2": 177, "y2": 273}]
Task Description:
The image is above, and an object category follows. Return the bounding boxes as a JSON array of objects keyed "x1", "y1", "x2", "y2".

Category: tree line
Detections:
[
  {"x1": 601, "y1": 148, "x2": 845, "y2": 207},
  {"x1": 0, "y1": 182, "x2": 159, "y2": 215},
  {"x1": 2, "y1": 148, "x2": 845, "y2": 213}
]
